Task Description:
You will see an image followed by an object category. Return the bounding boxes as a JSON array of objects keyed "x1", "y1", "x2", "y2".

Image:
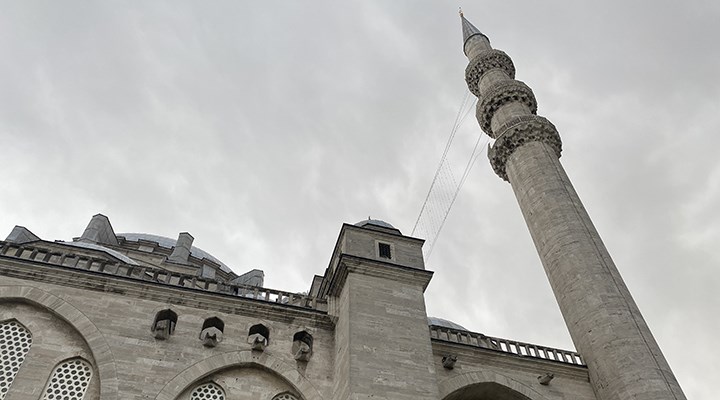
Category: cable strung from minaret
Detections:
[
  {"x1": 460, "y1": 13, "x2": 686, "y2": 400},
  {"x1": 411, "y1": 90, "x2": 484, "y2": 259}
]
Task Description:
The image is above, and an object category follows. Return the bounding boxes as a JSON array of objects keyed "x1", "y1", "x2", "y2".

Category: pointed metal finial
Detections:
[{"x1": 459, "y1": 7, "x2": 464, "y2": 17}]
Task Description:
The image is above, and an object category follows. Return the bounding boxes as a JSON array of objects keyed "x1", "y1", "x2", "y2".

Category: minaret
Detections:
[{"x1": 460, "y1": 13, "x2": 685, "y2": 400}]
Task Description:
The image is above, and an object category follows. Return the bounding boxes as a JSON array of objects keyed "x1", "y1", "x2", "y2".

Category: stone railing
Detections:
[
  {"x1": 0, "y1": 241, "x2": 327, "y2": 312},
  {"x1": 429, "y1": 324, "x2": 585, "y2": 366}
]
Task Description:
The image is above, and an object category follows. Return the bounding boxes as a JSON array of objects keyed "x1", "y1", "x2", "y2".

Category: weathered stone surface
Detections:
[
  {"x1": 505, "y1": 142, "x2": 686, "y2": 400},
  {"x1": 462, "y1": 12, "x2": 686, "y2": 400},
  {"x1": 0, "y1": 217, "x2": 596, "y2": 399},
  {"x1": 475, "y1": 79, "x2": 537, "y2": 136},
  {"x1": 488, "y1": 115, "x2": 562, "y2": 181},
  {"x1": 465, "y1": 49, "x2": 516, "y2": 96}
]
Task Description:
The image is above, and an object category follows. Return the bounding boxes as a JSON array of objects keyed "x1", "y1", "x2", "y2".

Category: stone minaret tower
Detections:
[{"x1": 460, "y1": 13, "x2": 686, "y2": 400}]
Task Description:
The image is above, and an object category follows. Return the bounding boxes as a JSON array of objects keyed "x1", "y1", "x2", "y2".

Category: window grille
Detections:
[
  {"x1": 272, "y1": 393, "x2": 298, "y2": 400},
  {"x1": 0, "y1": 320, "x2": 33, "y2": 400},
  {"x1": 40, "y1": 358, "x2": 93, "y2": 400},
  {"x1": 190, "y1": 382, "x2": 225, "y2": 400}
]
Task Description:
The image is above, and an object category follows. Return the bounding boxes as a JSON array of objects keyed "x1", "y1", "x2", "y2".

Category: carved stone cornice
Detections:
[
  {"x1": 465, "y1": 49, "x2": 515, "y2": 97},
  {"x1": 476, "y1": 80, "x2": 537, "y2": 137},
  {"x1": 326, "y1": 254, "x2": 434, "y2": 298},
  {"x1": 488, "y1": 115, "x2": 562, "y2": 181}
]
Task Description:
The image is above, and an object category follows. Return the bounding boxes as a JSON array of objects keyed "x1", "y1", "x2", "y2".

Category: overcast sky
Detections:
[{"x1": 1, "y1": 1, "x2": 717, "y2": 398}]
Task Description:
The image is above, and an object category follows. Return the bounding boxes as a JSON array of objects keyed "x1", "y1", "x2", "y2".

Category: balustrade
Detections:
[
  {"x1": 0, "y1": 241, "x2": 327, "y2": 312},
  {"x1": 429, "y1": 324, "x2": 584, "y2": 366}
]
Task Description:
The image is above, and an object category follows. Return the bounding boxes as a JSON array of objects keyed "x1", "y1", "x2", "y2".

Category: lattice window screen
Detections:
[
  {"x1": 0, "y1": 320, "x2": 33, "y2": 400},
  {"x1": 190, "y1": 382, "x2": 225, "y2": 400},
  {"x1": 41, "y1": 358, "x2": 93, "y2": 400},
  {"x1": 272, "y1": 393, "x2": 299, "y2": 400}
]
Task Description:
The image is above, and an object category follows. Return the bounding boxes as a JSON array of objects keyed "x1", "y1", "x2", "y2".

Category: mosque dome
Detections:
[
  {"x1": 427, "y1": 316, "x2": 467, "y2": 331},
  {"x1": 117, "y1": 232, "x2": 232, "y2": 273},
  {"x1": 59, "y1": 240, "x2": 139, "y2": 266}
]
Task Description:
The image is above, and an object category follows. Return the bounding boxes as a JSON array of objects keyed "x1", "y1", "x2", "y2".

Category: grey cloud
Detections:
[{"x1": 0, "y1": 1, "x2": 716, "y2": 398}]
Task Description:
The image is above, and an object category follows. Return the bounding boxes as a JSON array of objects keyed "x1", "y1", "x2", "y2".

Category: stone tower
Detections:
[
  {"x1": 460, "y1": 13, "x2": 686, "y2": 400},
  {"x1": 319, "y1": 221, "x2": 437, "y2": 400}
]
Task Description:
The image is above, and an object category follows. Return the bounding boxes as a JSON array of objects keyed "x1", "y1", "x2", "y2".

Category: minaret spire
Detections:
[
  {"x1": 460, "y1": 11, "x2": 487, "y2": 48},
  {"x1": 459, "y1": 13, "x2": 491, "y2": 58},
  {"x1": 459, "y1": 14, "x2": 686, "y2": 400}
]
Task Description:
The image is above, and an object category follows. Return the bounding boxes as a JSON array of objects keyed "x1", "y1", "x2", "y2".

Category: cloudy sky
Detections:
[{"x1": 1, "y1": 1, "x2": 717, "y2": 398}]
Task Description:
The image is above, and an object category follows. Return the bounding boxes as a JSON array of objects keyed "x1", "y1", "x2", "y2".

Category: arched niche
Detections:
[
  {"x1": 0, "y1": 285, "x2": 118, "y2": 400},
  {"x1": 155, "y1": 350, "x2": 323, "y2": 400},
  {"x1": 0, "y1": 300, "x2": 100, "y2": 399},
  {"x1": 439, "y1": 371, "x2": 550, "y2": 400},
  {"x1": 444, "y1": 382, "x2": 532, "y2": 400}
]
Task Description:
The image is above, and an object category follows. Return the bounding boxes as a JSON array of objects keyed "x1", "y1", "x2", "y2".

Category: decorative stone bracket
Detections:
[
  {"x1": 442, "y1": 354, "x2": 458, "y2": 370},
  {"x1": 488, "y1": 115, "x2": 562, "y2": 181},
  {"x1": 465, "y1": 49, "x2": 516, "y2": 97},
  {"x1": 476, "y1": 80, "x2": 537, "y2": 136}
]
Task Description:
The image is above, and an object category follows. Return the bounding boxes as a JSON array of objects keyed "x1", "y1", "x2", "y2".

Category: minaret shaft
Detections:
[
  {"x1": 506, "y1": 142, "x2": 684, "y2": 400},
  {"x1": 460, "y1": 15, "x2": 686, "y2": 400}
]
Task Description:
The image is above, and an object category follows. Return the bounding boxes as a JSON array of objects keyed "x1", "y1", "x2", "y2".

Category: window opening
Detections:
[
  {"x1": 378, "y1": 242, "x2": 392, "y2": 259},
  {"x1": 0, "y1": 320, "x2": 33, "y2": 400},
  {"x1": 272, "y1": 393, "x2": 299, "y2": 400},
  {"x1": 190, "y1": 382, "x2": 225, "y2": 400},
  {"x1": 41, "y1": 358, "x2": 93, "y2": 400}
]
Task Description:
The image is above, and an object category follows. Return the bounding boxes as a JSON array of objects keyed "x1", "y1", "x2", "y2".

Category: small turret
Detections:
[
  {"x1": 167, "y1": 232, "x2": 194, "y2": 264},
  {"x1": 80, "y1": 214, "x2": 119, "y2": 246},
  {"x1": 5, "y1": 226, "x2": 40, "y2": 244}
]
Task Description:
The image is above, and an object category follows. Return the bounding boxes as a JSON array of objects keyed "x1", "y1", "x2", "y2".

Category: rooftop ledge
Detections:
[
  {"x1": 0, "y1": 240, "x2": 327, "y2": 312},
  {"x1": 429, "y1": 324, "x2": 586, "y2": 367},
  {"x1": 0, "y1": 239, "x2": 583, "y2": 366}
]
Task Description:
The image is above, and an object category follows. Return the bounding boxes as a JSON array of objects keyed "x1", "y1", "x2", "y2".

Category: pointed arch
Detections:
[
  {"x1": 438, "y1": 370, "x2": 551, "y2": 400},
  {"x1": 0, "y1": 319, "x2": 33, "y2": 400},
  {"x1": 273, "y1": 393, "x2": 299, "y2": 400},
  {"x1": 0, "y1": 285, "x2": 119, "y2": 400},
  {"x1": 40, "y1": 357, "x2": 93, "y2": 400},
  {"x1": 152, "y1": 309, "x2": 178, "y2": 340},
  {"x1": 154, "y1": 350, "x2": 323, "y2": 400}
]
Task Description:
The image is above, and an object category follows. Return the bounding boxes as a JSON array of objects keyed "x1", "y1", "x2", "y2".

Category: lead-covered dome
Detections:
[
  {"x1": 428, "y1": 316, "x2": 467, "y2": 331},
  {"x1": 118, "y1": 232, "x2": 232, "y2": 273},
  {"x1": 354, "y1": 219, "x2": 401, "y2": 234}
]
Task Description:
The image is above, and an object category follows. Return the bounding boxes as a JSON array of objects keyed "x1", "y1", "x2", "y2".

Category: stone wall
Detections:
[
  {"x1": 0, "y1": 259, "x2": 334, "y2": 400},
  {"x1": 433, "y1": 341, "x2": 595, "y2": 400},
  {"x1": 1, "y1": 224, "x2": 600, "y2": 400},
  {"x1": 0, "y1": 302, "x2": 100, "y2": 400}
]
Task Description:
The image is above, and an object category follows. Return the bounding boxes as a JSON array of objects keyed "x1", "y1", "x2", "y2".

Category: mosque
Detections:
[{"x1": 0, "y1": 14, "x2": 685, "y2": 400}]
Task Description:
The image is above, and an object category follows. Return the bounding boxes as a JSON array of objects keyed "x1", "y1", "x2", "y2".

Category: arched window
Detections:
[
  {"x1": 272, "y1": 393, "x2": 299, "y2": 400},
  {"x1": 41, "y1": 358, "x2": 93, "y2": 400},
  {"x1": 0, "y1": 320, "x2": 33, "y2": 400},
  {"x1": 190, "y1": 382, "x2": 225, "y2": 400}
]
